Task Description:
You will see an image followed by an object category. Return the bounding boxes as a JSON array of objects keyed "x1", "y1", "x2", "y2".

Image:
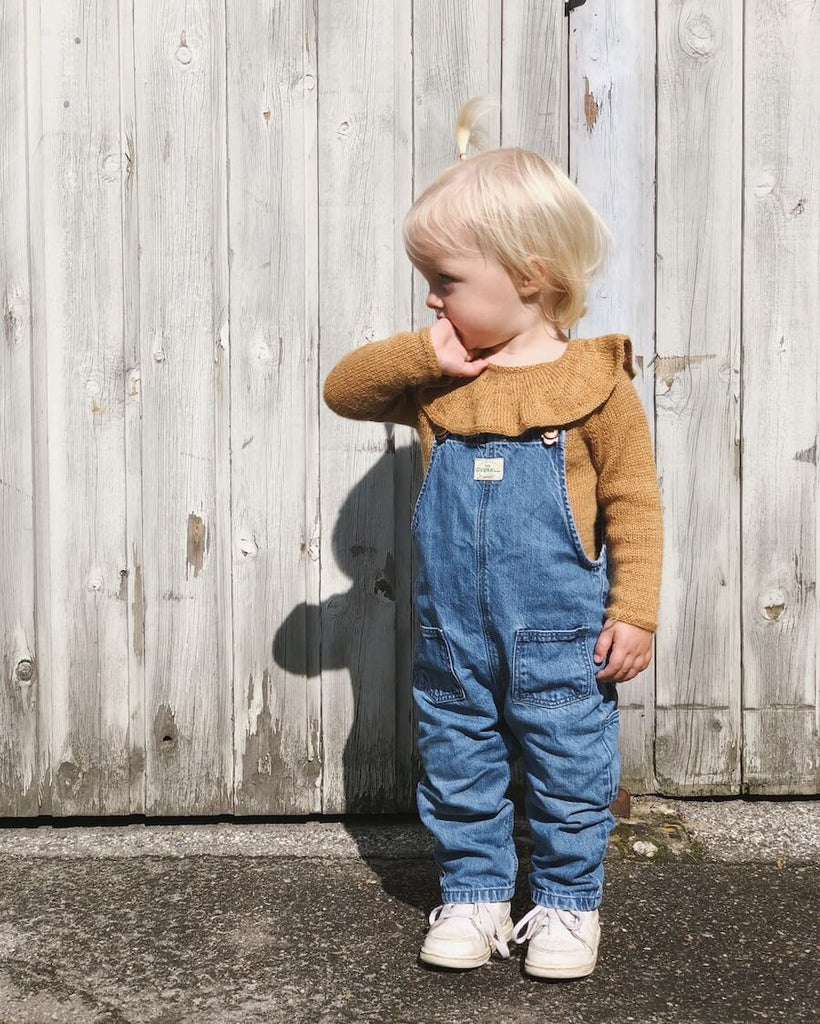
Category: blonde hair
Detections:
[{"x1": 403, "y1": 95, "x2": 614, "y2": 331}]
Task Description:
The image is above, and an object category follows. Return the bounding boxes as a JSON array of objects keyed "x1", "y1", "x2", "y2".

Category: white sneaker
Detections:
[
  {"x1": 512, "y1": 905, "x2": 601, "y2": 978},
  {"x1": 419, "y1": 901, "x2": 514, "y2": 969}
]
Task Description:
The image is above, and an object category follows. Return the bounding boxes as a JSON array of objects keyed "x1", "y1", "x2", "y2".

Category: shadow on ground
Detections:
[{"x1": 0, "y1": 842, "x2": 816, "y2": 1023}]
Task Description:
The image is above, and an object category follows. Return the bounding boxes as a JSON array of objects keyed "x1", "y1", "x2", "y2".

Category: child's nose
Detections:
[{"x1": 426, "y1": 293, "x2": 443, "y2": 311}]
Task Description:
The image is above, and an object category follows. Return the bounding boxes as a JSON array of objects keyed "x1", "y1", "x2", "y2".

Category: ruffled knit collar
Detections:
[{"x1": 417, "y1": 333, "x2": 635, "y2": 435}]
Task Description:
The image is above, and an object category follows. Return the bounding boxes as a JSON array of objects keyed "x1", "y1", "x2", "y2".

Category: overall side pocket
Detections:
[
  {"x1": 600, "y1": 706, "x2": 621, "y2": 804},
  {"x1": 413, "y1": 624, "x2": 466, "y2": 705}
]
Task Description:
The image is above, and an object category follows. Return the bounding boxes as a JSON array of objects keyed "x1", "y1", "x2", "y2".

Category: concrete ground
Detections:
[{"x1": 0, "y1": 796, "x2": 816, "y2": 1024}]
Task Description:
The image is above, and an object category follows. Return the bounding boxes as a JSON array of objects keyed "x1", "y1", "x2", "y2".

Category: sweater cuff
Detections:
[
  {"x1": 604, "y1": 601, "x2": 657, "y2": 634},
  {"x1": 409, "y1": 324, "x2": 446, "y2": 383}
]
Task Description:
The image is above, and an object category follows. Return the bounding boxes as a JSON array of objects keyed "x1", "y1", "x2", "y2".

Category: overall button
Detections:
[{"x1": 541, "y1": 428, "x2": 559, "y2": 446}]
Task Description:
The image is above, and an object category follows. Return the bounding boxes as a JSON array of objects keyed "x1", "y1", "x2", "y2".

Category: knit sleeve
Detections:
[
  {"x1": 322, "y1": 325, "x2": 446, "y2": 428},
  {"x1": 586, "y1": 369, "x2": 664, "y2": 633}
]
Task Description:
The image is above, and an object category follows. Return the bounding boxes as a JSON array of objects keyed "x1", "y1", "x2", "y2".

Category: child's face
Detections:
[{"x1": 415, "y1": 252, "x2": 540, "y2": 350}]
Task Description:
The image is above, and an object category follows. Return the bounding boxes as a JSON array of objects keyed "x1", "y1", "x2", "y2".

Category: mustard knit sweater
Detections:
[{"x1": 323, "y1": 325, "x2": 663, "y2": 633}]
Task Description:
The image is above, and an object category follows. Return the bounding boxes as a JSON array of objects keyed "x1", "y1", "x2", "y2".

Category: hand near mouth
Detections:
[{"x1": 430, "y1": 316, "x2": 496, "y2": 378}]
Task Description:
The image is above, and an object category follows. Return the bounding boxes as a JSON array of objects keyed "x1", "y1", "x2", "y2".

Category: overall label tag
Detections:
[{"x1": 474, "y1": 457, "x2": 504, "y2": 481}]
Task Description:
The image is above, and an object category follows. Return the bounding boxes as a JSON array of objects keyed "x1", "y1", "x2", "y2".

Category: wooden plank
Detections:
[
  {"x1": 134, "y1": 1, "x2": 232, "y2": 813},
  {"x1": 229, "y1": 1, "x2": 322, "y2": 814},
  {"x1": 569, "y1": 0, "x2": 658, "y2": 792},
  {"x1": 26, "y1": 0, "x2": 52, "y2": 815},
  {"x1": 654, "y1": 0, "x2": 743, "y2": 793},
  {"x1": 504, "y1": 0, "x2": 568, "y2": 168},
  {"x1": 741, "y1": 0, "x2": 818, "y2": 793},
  {"x1": 120, "y1": 0, "x2": 147, "y2": 813},
  {"x1": 318, "y1": 0, "x2": 416, "y2": 813},
  {"x1": 29, "y1": 0, "x2": 134, "y2": 813},
  {"x1": 392, "y1": 3, "x2": 418, "y2": 813},
  {"x1": 0, "y1": 0, "x2": 38, "y2": 815}
]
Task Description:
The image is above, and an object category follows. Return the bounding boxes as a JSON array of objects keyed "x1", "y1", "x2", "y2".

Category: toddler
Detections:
[{"x1": 322, "y1": 96, "x2": 663, "y2": 979}]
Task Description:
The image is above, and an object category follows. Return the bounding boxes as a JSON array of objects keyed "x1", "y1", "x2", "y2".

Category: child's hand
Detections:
[
  {"x1": 430, "y1": 316, "x2": 496, "y2": 377},
  {"x1": 592, "y1": 617, "x2": 653, "y2": 682}
]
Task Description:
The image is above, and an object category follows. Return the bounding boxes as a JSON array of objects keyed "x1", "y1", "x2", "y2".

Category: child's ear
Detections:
[{"x1": 517, "y1": 255, "x2": 549, "y2": 297}]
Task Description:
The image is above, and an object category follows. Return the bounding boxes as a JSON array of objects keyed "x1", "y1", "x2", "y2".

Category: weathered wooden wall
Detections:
[{"x1": 0, "y1": 0, "x2": 816, "y2": 816}]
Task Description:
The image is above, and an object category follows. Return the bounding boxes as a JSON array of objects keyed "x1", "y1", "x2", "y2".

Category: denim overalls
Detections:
[{"x1": 411, "y1": 424, "x2": 620, "y2": 912}]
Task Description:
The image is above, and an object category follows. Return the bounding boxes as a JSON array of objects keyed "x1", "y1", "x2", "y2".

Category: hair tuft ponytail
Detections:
[{"x1": 455, "y1": 95, "x2": 499, "y2": 159}]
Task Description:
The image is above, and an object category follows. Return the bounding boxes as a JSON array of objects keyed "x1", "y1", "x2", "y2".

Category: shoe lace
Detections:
[
  {"x1": 428, "y1": 902, "x2": 511, "y2": 959},
  {"x1": 511, "y1": 906, "x2": 595, "y2": 954}
]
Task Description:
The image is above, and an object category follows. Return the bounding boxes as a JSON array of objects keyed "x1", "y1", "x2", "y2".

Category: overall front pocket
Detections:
[
  {"x1": 413, "y1": 624, "x2": 466, "y2": 705},
  {"x1": 511, "y1": 625, "x2": 594, "y2": 707}
]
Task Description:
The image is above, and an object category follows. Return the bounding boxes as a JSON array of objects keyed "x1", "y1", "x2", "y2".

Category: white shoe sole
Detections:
[
  {"x1": 419, "y1": 922, "x2": 514, "y2": 970},
  {"x1": 522, "y1": 923, "x2": 601, "y2": 979},
  {"x1": 419, "y1": 947, "x2": 493, "y2": 969},
  {"x1": 523, "y1": 952, "x2": 598, "y2": 979}
]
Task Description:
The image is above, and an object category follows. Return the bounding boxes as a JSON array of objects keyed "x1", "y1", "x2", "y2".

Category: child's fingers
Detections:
[{"x1": 462, "y1": 359, "x2": 488, "y2": 375}]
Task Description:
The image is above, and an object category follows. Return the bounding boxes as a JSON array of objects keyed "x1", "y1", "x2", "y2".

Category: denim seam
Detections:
[
  {"x1": 530, "y1": 888, "x2": 603, "y2": 911},
  {"x1": 476, "y1": 444, "x2": 501, "y2": 696},
  {"x1": 411, "y1": 434, "x2": 441, "y2": 532},
  {"x1": 440, "y1": 887, "x2": 516, "y2": 902},
  {"x1": 601, "y1": 709, "x2": 620, "y2": 803},
  {"x1": 555, "y1": 429, "x2": 606, "y2": 572}
]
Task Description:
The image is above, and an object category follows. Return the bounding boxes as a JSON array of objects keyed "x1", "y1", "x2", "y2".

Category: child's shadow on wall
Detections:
[
  {"x1": 271, "y1": 428, "x2": 534, "y2": 912},
  {"x1": 272, "y1": 428, "x2": 438, "y2": 910}
]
